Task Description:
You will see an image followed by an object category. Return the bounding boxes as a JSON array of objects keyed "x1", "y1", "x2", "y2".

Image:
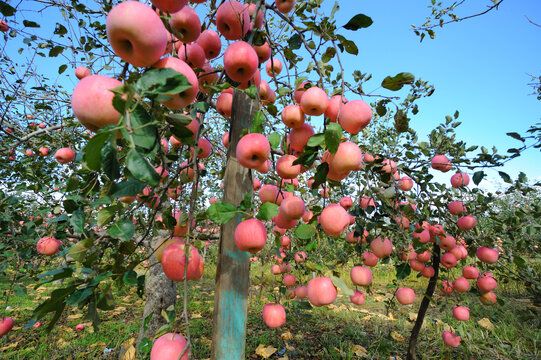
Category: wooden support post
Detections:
[{"x1": 211, "y1": 90, "x2": 259, "y2": 360}]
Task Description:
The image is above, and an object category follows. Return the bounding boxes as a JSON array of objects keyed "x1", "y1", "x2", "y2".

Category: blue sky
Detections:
[
  {"x1": 4, "y1": 0, "x2": 540, "y2": 190},
  {"x1": 317, "y1": 0, "x2": 541, "y2": 187}
]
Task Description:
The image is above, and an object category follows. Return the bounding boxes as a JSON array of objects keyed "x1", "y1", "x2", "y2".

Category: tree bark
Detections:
[
  {"x1": 406, "y1": 244, "x2": 441, "y2": 360},
  {"x1": 211, "y1": 90, "x2": 259, "y2": 360},
  {"x1": 136, "y1": 231, "x2": 177, "y2": 350}
]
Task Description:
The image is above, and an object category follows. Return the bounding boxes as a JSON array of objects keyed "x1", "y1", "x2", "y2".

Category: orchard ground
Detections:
[{"x1": 1, "y1": 257, "x2": 539, "y2": 359}]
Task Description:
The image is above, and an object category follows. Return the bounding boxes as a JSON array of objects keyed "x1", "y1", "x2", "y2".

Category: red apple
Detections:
[
  {"x1": 169, "y1": 5, "x2": 201, "y2": 44},
  {"x1": 451, "y1": 172, "x2": 470, "y2": 188},
  {"x1": 362, "y1": 252, "x2": 378, "y2": 267},
  {"x1": 462, "y1": 266, "x2": 479, "y2": 279},
  {"x1": 476, "y1": 246, "x2": 498, "y2": 264},
  {"x1": 442, "y1": 331, "x2": 460, "y2": 347},
  {"x1": 196, "y1": 29, "x2": 221, "y2": 59},
  {"x1": 421, "y1": 266, "x2": 435, "y2": 278},
  {"x1": 283, "y1": 274, "x2": 296, "y2": 287},
  {"x1": 457, "y1": 215, "x2": 476, "y2": 231},
  {"x1": 236, "y1": 133, "x2": 270, "y2": 170},
  {"x1": 441, "y1": 252, "x2": 458, "y2": 269},
  {"x1": 71, "y1": 75, "x2": 122, "y2": 132},
  {"x1": 431, "y1": 155, "x2": 452, "y2": 172},
  {"x1": 161, "y1": 242, "x2": 202, "y2": 282},
  {"x1": 350, "y1": 266, "x2": 372, "y2": 286},
  {"x1": 300, "y1": 87, "x2": 329, "y2": 116},
  {"x1": 398, "y1": 176, "x2": 413, "y2": 191},
  {"x1": 307, "y1": 277, "x2": 337, "y2": 307},
  {"x1": 350, "y1": 290, "x2": 365, "y2": 305},
  {"x1": 150, "y1": 333, "x2": 189, "y2": 360},
  {"x1": 216, "y1": 1, "x2": 250, "y2": 40},
  {"x1": 53, "y1": 147, "x2": 75, "y2": 164},
  {"x1": 395, "y1": 287, "x2": 415, "y2": 305},
  {"x1": 106, "y1": 1, "x2": 168, "y2": 67},
  {"x1": 177, "y1": 43, "x2": 206, "y2": 69},
  {"x1": 370, "y1": 237, "x2": 392, "y2": 258},
  {"x1": 253, "y1": 42, "x2": 271, "y2": 64},
  {"x1": 452, "y1": 306, "x2": 470, "y2": 321},
  {"x1": 75, "y1": 66, "x2": 91, "y2": 80},
  {"x1": 480, "y1": 291, "x2": 497, "y2": 305},
  {"x1": 234, "y1": 218, "x2": 267, "y2": 253},
  {"x1": 338, "y1": 99, "x2": 372, "y2": 134},
  {"x1": 275, "y1": 0, "x2": 295, "y2": 13},
  {"x1": 295, "y1": 286, "x2": 308, "y2": 298},
  {"x1": 262, "y1": 303, "x2": 286, "y2": 328},
  {"x1": 266, "y1": 58, "x2": 282, "y2": 76},
  {"x1": 477, "y1": 275, "x2": 497, "y2": 293},
  {"x1": 288, "y1": 123, "x2": 314, "y2": 153},
  {"x1": 452, "y1": 277, "x2": 470, "y2": 293},
  {"x1": 448, "y1": 200, "x2": 466, "y2": 216},
  {"x1": 75, "y1": 323, "x2": 85, "y2": 332},
  {"x1": 223, "y1": 41, "x2": 258, "y2": 83},
  {"x1": 281, "y1": 104, "x2": 305, "y2": 129},
  {"x1": 37, "y1": 236, "x2": 61, "y2": 255},
  {"x1": 0, "y1": 317, "x2": 14, "y2": 336},
  {"x1": 279, "y1": 196, "x2": 305, "y2": 220},
  {"x1": 294, "y1": 251, "x2": 306, "y2": 263},
  {"x1": 319, "y1": 204, "x2": 350, "y2": 236}
]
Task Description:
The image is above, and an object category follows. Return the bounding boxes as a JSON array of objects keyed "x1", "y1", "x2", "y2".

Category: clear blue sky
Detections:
[
  {"x1": 5, "y1": 0, "x2": 540, "y2": 190},
  {"x1": 318, "y1": 0, "x2": 541, "y2": 188}
]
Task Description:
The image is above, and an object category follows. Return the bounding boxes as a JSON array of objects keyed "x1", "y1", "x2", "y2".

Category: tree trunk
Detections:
[
  {"x1": 406, "y1": 244, "x2": 441, "y2": 360},
  {"x1": 211, "y1": 90, "x2": 259, "y2": 359},
  {"x1": 136, "y1": 232, "x2": 177, "y2": 350}
]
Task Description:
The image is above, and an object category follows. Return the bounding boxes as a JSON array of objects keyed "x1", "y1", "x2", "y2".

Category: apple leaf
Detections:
[
  {"x1": 325, "y1": 122, "x2": 343, "y2": 154},
  {"x1": 126, "y1": 149, "x2": 161, "y2": 186},
  {"x1": 395, "y1": 263, "x2": 411, "y2": 280},
  {"x1": 107, "y1": 218, "x2": 135, "y2": 242},
  {"x1": 288, "y1": 34, "x2": 302, "y2": 50},
  {"x1": 110, "y1": 178, "x2": 146, "y2": 198},
  {"x1": 498, "y1": 171, "x2": 512, "y2": 183},
  {"x1": 250, "y1": 111, "x2": 265, "y2": 134},
  {"x1": 83, "y1": 131, "x2": 109, "y2": 171},
  {"x1": 101, "y1": 140, "x2": 120, "y2": 180},
  {"x1": 123, "y1": 270, "x2": 138, "y2": 286},
  {"x1": 130, "y1": 105, "x2": 157, "y2": 151},
  {"x1": 295, "y1": 224, "x2": 316, "y2": 240},
  {"x1": 257, "y1": 202, "x2": 279, "y2": 221},
  {"x1": 343, "y1": 14, "x2": 373, "y2": 31},
  {"x1": 313, "y1": 162, "x2": 329, "y2": 189},
  {"x1": 165, "y1": 113, "x2": 194, "y2": 146},
  {"x1": 135, "y1": 68, "x2": 192, "y2": 97},
  {"x1": 70, "y1": 209, "x2": 85, "y2": 234},
  {"x1": 269, "y1": 132, "x2": 281, "y2": 149},
  {"x1": 331, "y1": 276, "x2": 354, "y2": 296},
  {"x1": 382, "y1": 72, "x2": 415, "y2": 91},
  {"x1": 0, "y1": 1, "x2": 17, "y2": 16},
  {"x1": 68, "y1": 238, "x2": 94, "y2": 263},
  {"x1": 473, "y1": 171, "x2": 485, "y2": 185},
  {"x1": 207, "y1": 201, "x2": 238, "y2": 224}
]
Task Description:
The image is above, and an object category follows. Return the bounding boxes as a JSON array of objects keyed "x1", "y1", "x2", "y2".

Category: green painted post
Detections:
[{"x1": 211, "y1": 90, "x2": 259, "y2": 359}]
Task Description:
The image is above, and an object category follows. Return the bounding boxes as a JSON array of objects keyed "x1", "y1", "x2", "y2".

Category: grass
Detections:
[{"x1": 1, "y1": 259, "x2": 540, "y2": 359}]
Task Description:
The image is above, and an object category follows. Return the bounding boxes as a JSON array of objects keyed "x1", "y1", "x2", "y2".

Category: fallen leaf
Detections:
[
  {"x1": 281, "y1": 331, "x2": 292, "y2": 340},
  {"x1": 1, "y1": 341, "x2": 19, "y2": 351},
  {"x1": 373, "y1": 295, "x2": 386, "y2": 302},
  {"x1": 89, "y1": 342, "x2": 107, "y2": 349},
  {"x1": 35, "y1": 287, "x2": 47, "y2": 293},
  {"x1": 56, "y1": 338, "x2": 69, "y2": 348},
  {"x1": 67, "y1": 313, "x2": 83, "y2": 321},
  {"x1": 192, "y1": 313, "x2": 203, "y2": 319},
  {"x1": 391, "y1": 331, "x2": 406, "y2": 342},
  {"x1": 478, "y1": 318, "x2": 495, "y2": 331},
  {"x1": 408, "y1": 313, "x2": 418, "y2": 321},
  {"x1": 278, "y1": 356, "x2": 289, "y2": 360},
  {"x1": 285, "y1": 342, "x2": 295, "y2": 352},
  {"x1": 120, "y1": 345, "x2": 136, "y2": 360},
  {"x1": 121, "y1": 338, "x2": 135, "y2": 350},
  {"x1": 351, "y1": 344, "x2": 368, "y2": 356},
  {"x1": 255, "y1": 344, "x2": 277, "y2": 358}
]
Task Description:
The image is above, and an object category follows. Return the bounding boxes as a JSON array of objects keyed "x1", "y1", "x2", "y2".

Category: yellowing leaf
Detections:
[
  {"x1": 391, "y1": 331, "x2": 406, "y2": 342},
  {"x1": 281, "y1": 331, "x2": 292, "y2": 340},
  {"x1": 255, "y1": 344, "x2": 277, "y2": 358},
  {"x1": 120, "y1": 345, "x2": 136, "y2": 360},
  {"x1": 408, "y1": 313, "x2": 418, "y2": 321},
  {"x1": 478, "y1": 317, "x2": 495, "y2": 331},
  {"x1": 352, "y1": 344, "x2": 368, "y2": 356},
  {"x1": 192, "y1": 313, "x2": 203, "y2": 319},
  {"x1": 1, "y1": 341, "x2": 19, "y2": 351},
  {"x1": 278, "y1": 357, "x2": 289, "y2": 360},
  {"x1": 67, "y1": 313, "x2": 83, "y2": 321}
]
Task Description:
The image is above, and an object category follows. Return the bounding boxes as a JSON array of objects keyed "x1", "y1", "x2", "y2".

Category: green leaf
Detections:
[
  {"x1": 256, "y1": 202, "x2": 279, "y2": 221},
  {"x1": 325, "y1": 123, "x2": 342, "y2": 154},
  {"x1": 165, "y1": 113, "x2": 195, "y2": 146},
  {"x1": 83, "y1": 131, "x2": 110, "y2": 171},
  {"x1": 70, "y1": 209, "x2": 85, "y2": 233},
  {"x1": 14, "y1": 284, "x2": 27, "y2": 297},
  {"x1": 101, "y1": 140, "x2": 121, "y2": 180},
  {"x1": 68, "y1": 238, "x2": 94, "y2": 263},
  {"x1": 130, "y1": 105, "x2": 157, "y2": 151},
  {"x1": 307, "y1": 133, "x2": 325, "y2": 147},
  {"x1": 107, "y1": 218, "x2": 135, "y2": 241},
  {"x1": 313, "y1": 163, "x2": 329, "y2": 189},
  {"x1": 269, "y1": 132, "x2": 281, "y2": 149},
  {"x1": 135, "y1": 68, "x2": 192, "y2": 97},
  {"x1": 498, "y1": 171, "x2": 512, "y2": 183},
  {"x1": 58, "y1": 64, "x2": 67, "y2": 74},
  {"x1": 23, "y1": 20, "x2": 40, "y2": 28},
  {"x1": 473, "y1": 171, "x2": 485, "y2": 185},
  {"x1": 321, "y1": 47, "x2": 336, "y2": 63},
  {"x1": 331, "y1": 276, "x2": 354, "y2": 296},
  {"x1": 506, "y1": 132, "x2": 525, "y2": 142},
  {"x1": 288, "y1": 34, "x2": 302, "y2": 50},
  {"x1": 123, "y1": 270, "x2": 138, "y2": 286},
  {"x1": 343, "y1": 14, "x2": 373, "y2": 31},
  {"x1": 382, "y1": 73, "x2": 415, "y2": 91},
  {"x1": 245, "y1": 84, "x2": 258, "y2": 100},
  {"x1": 376, "y1": 100, "x2": 388, "y2": 116},
  {"x1": 110, "y1": 178, "x2": 146, "y2": 198},
  {"x1": 513, "y1": 255, "x2": 526, "y2": 268},
  {"x1": 295, "y1": 224, "x2": 316, "y2": 240},
  {"x1": 395, "y1": 263, "x2": 411, "y2": 280},
  {"x1": 0, "y1": 1, "x2": 17, "y2": 16},
  {"x1": 97, "y1": 206, "x2": 118, "y2": 227},
  {"x1": 207, "y1": 201, "x2": 238, "y2": 224},
  {"x1": 250, "y1": 111, "x2": 265, "y2": 134},
  {"x1": 126, "y1": 149, "x2": 161, "y2": 186},
  {"x1": 48, "y1": 46, "x2": 64, "y2": 57}
]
